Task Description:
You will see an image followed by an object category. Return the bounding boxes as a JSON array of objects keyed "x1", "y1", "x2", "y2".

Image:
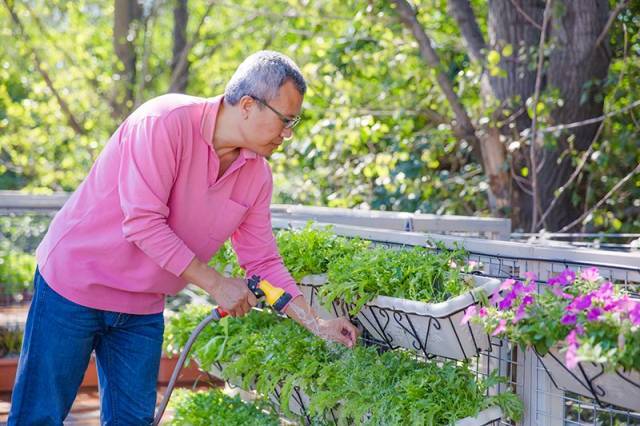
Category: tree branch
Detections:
[
  {"x1": 536, "y1": 121, "x2": 604, "y2": 230},
  {"x1": 390, "y1": 0, "x2": 482, "y2": 159},
  {"x1": 168, "y1": 1, "x2": 216, "y2": 93},
  {"x1": 3, "y1": 0, "x2": 86, "y2": 135},
  {"x1": 558, "y1": 162, "x2": 640, "y2": 233},
  {"x1": 508, "y1": 0, "x2": 543, "y2": 30},
  {"x1": 593, "y1": 0, "x2": 629, "y2": 55},
  {"x1": 446, "y1": 0, "x2": 486, "y2": 64},
  {"x1": 528, "y1": 0, "x2": 553, "y2": 232}
]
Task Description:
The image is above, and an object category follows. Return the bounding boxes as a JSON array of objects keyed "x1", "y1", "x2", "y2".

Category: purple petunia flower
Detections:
[
  {"x1": 498, "y1": 292, "x2": 517, "y2": 310},
  {"x1": 561, "y1": 313, "x2": 577, "y2": 325},
  {"x1": 573, "y1": 294, "x2": 593, "y2": 311},
  {"x1": 587, "y1": 307, "x2": 602, "y2": 321},
  {"x1": 580, "y1": 267, "x2": 600, "y2": 282}
]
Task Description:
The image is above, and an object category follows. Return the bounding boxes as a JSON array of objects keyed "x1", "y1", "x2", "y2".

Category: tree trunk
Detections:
[
  {"x1": 487, "y1": 0, "x2": 610, "y2": 231},
  {"x1": 113, "y1": 0, "x2": 142, "y2": 117},
  {"x1": 170, "y1": 0, "x2": 189, "y2": 93}
]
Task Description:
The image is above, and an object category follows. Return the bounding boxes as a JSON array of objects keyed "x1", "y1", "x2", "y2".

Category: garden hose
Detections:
[{"x1": 152, "y1": 276, "x2": 292, "y2": 425}]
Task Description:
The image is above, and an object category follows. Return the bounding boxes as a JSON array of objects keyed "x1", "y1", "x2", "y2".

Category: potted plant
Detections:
[
  {"x1": 466, "y1": 267, "x2": 640, "y2": 411},
  {"x1": 164, "y1": 304, "x2": 524, "y2": 425}
]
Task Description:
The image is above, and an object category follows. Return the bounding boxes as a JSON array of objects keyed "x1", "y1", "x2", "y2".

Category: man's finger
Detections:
[{"x1": 247, "y1": 292, "x2": 258, "y2": 307}]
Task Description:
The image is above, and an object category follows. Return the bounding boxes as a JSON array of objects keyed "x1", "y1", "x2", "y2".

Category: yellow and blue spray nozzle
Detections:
[{"x1": 213, "y1": 275, "x2": 292, "y2": 319}]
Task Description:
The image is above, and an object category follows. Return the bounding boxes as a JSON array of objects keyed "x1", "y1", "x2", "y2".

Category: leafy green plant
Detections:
[
  {"x1": 275, "y1": 223, "x2": 370, "y2": 281},
  {"x1": 0, "y1": 242, "x2": 36, "y2": 297},
  {"x1": 164, "y1": 304, "x2": 523, "y2": 425},
  {"x1": 322, "y1": 243, "x2": 472, "y2": 314},
  {"x1": 0, "y1": 325, "x2": 23, "y2": 357},
  {"x1": 167, "y1": 388, "x2": 280, "y2": 426},
  {"x1": 466, "y1": 268, "x2": 640, "y2": 372}
]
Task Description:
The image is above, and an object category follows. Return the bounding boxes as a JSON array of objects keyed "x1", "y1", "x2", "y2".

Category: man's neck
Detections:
[{"x1": 212, "y1": 99, "x2": 242, "y2": 158}]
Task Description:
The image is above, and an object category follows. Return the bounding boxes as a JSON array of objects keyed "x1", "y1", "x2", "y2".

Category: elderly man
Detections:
[{"x1": 9, "y1": 50, "x2": 358, "y2": 425}]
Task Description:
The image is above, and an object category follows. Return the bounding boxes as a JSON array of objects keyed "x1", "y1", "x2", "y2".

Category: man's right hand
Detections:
[
  {"x1": 209, "y1": 276, "x2": 258, "y2": 317},
  {"x1": 180, "y1": 257, "x2": 257, "y2": 317}
]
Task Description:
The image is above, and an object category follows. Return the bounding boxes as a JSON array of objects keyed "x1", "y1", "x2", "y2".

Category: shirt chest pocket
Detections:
[{"x1": 209, "y1": 198, "x2": 249, "y2": 241}]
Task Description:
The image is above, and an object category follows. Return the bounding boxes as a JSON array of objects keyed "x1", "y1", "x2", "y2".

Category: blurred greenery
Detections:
[{"x1": 0, "y1": 0, "x2": 638, "y2": 234}]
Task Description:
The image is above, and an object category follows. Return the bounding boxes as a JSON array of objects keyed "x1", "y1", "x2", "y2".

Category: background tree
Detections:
[{"x1": 0, "y1": 0, "x2": 638, "y2": 235}]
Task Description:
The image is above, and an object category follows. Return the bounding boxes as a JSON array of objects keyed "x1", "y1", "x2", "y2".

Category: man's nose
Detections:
[{"x1": 281, "y1": 127, "x2": 293, "y2": 140}]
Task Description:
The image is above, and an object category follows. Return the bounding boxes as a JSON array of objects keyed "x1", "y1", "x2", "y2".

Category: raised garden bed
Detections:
[
  {"x1": 164, "y1": 305, "x2": 523, "y2": 425},
  {"x1": 300, "y1": 273, "x2": 500, "y2": 360}
]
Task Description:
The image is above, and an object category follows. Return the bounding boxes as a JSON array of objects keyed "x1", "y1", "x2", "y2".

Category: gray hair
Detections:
[{"x1": 224, "y1": 50, "x2": 307, "y2": 105}]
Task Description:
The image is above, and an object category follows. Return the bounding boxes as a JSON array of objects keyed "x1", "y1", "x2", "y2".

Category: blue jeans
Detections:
[{"x1": 8, "y1": 268, "x2": 164, "y2": 425}]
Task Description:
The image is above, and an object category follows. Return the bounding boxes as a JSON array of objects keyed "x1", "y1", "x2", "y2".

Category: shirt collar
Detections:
[{"x1": 200, "y1": 95, "x2": 257, "y2": 160}]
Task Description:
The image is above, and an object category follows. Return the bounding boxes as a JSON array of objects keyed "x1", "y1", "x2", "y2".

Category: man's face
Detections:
[{"x1": 243, "y1": 80, "x2": 303, "y2": 157}]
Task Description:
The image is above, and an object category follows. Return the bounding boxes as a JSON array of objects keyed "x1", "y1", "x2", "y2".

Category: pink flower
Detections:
[
  {"x1": 460, "y1": 305, "x2": 476, "y2": 325},
  {"x1": 521, "y1": 294, "x2": 534, "y2": 306},
  {"x1": 492, "y1": 319, "x2": 507, "y2": 336},
  {"x1": 564, "y1": 330, "x2": 581, "y2": 369},
  {"x1": 524, "y1": 271, "x2": 537, "y2": 282},
  {"x1": 566, "y1": 329, "x2": 579, "y2": 345},
  {"x1": 551, "y1": 286, "x2": 573, "y2": 299},
  {"x1": 499, "y1": 279, "x2": 515, "y2": 291},
  {"x1": 478, "y1": 307, "x2": 488, "y2": 317},
  {"x1": 565, "y1": 344, "x2": 579, "y2": 369},
  {"x1": 580, "y1": 267, "x2": 600, "y2": 282},
  {"x1": 594, "y1": 282, "x2": 614, "y2": 302},
  {"x1": 630, "y1": 302, "x2": 640, "y2": 326},
  {"x1": 490, "y1": 291, "x2": 504, "y2": 305}
]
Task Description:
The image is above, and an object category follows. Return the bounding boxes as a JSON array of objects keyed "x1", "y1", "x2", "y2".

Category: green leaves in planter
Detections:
[
  {"x1": 322, "y1": 243, "x2": 471, "y2": 314},
  {"x1": 164, "y1": 304, "x2": 523, "y2": 425},
  {"x1": 275, "y1": 223, "x2": 370, "y2": 281},
  {"x1": 167, "y1": 388, "x2": 280, "y2": 426}
]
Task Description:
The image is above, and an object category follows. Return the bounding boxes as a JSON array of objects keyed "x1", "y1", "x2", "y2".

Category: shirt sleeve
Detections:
[
  {"x1": 117, "y1": 115, "x2": 196, "y2": 277},
  {"x1": 230, "y1": 172, "x2": 302, "y2": 307}
]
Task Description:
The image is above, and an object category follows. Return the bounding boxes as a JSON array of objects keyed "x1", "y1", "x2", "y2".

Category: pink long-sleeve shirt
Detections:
[{"x1": 35, "y1": 94, "x2": 301, "y2": 314}]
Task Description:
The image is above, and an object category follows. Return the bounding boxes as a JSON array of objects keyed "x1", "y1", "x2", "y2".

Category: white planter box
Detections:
[
  {"x1": 538, "y1": 346, "x2": 640, "y2": 412},
  {"x1": 299, "y1": 273, "x2": 501, "y2": 360}
]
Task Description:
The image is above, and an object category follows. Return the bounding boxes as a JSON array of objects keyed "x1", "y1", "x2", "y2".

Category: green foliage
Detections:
[
  {"x1": 164, "y1": 305, "x2": 523, "y2": 425},
  {"x1": 322, "y1": 243, "x2": 472, "y2": 314},
  {"x1": 1, "y1": 1, "x2": 637, "y2": 232},
  {"x1": 0, "y1": 241, "x2": 36, "y2": 297},
  {"x1": 275, "y1": 223, "x2": 370, "y2": 281},
  {"x1": 0, "y1": 325, "x2": 23, "y2": 357},
  {"x1": 167, "y1": 388, "x2": 280, "y2": 426}
]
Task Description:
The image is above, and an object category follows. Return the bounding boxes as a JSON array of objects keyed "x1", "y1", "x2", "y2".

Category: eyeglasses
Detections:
[{"x1": 251, "y1": 96, "x2": 301, "y2": 129}]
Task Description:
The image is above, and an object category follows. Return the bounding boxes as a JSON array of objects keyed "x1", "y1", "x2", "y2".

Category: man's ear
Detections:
[{"x1": 238, "y1": 95, "x2": 256, "y2": 120}]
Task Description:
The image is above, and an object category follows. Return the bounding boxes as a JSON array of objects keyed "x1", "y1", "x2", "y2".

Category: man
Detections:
[{"x1": 9, "y1": 50, "x2": 358, "y2": 425}]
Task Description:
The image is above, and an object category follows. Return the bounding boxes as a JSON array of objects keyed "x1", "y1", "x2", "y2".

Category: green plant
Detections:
[
  {"x1": 164, "y1": 304, "x2": 523, "y2": 425},
  {"x1": 322, "y1": 243, "x2": 472, "y2": 314},
  {"x1": 0, "y1": 242, "x2": 36, "y2": 297},
  {"x1": 275, "y1": 223, "x2": 370, "y2": 281},
  {"x1": 167, "y1": 388, "x2": 280, "y2": 426},
  {"x1": 0, "y1": 325, "x2": 23, "y2": 357}
]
